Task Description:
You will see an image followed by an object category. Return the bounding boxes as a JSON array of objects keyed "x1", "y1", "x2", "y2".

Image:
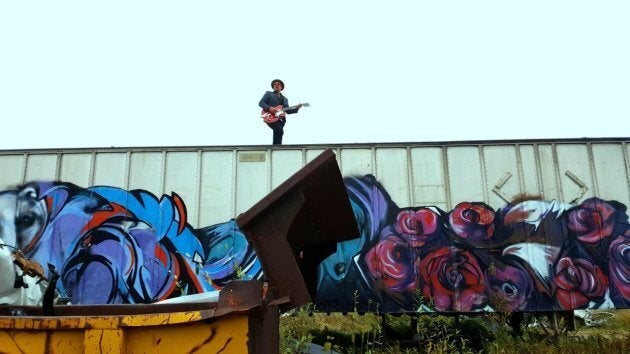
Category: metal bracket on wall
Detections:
[
  {"x1": 565, "y1": 170, "x2": 589, "y2": 203},
  {"x1": 492, "y1": 172, "x2": 513, "y2": 203}
]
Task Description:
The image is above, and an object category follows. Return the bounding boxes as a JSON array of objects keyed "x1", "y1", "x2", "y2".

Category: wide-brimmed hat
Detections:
[{"x1": 271, "y1": 79, "x2": 285, "y2": 90}]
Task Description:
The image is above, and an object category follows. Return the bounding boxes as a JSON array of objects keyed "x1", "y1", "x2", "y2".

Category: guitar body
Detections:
[
  {"x1": 261, "y1": 105, "x2": 286, "y2": 123},
  {"x1": 260, "y1": 103, "x2": 309, "y2": 123}
]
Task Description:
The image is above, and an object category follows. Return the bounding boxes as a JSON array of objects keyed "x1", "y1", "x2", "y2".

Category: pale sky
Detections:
[{"x1": 1, "y1": 1, "x2": 628, "y2": 150}]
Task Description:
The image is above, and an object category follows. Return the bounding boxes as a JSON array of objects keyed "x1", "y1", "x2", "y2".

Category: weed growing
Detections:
[{"x1": 280, "y1": 308, "x2": 630, "y2": 353}]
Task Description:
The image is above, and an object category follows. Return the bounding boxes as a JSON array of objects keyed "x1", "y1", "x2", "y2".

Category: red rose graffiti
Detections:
[
  {"x1": 419, "y1": 247, "x2": 486, "y2": 311},
  {"x1": 553, "y1": 257, "x2": 608, "y2": 310},
  {"x1": 318, "y1": 175, "x2": 630, "y2": 314},
  {"x1": 609, "y1": 235, "x2": 630, "y2": 301},
  {"x1": 567, "y1": 198, "x2": 617, "y2": 243},
  {"x1": 448, "y1": 202, "x2": 495, "y2": 241},
  {"x1": 393, "y1": 208, "x2": 439, "y2": 247},
  {"x1": 366, "y1": 235, "x2": 420, "y2": 293}
]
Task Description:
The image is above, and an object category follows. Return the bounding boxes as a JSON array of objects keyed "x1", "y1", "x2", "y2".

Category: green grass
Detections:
[
  {"x1": 280, "y1": 305, "x2": 382, "y2": 354},
  {"x1": 280, "y1": 308, "x2": 630, "y2": 353}
]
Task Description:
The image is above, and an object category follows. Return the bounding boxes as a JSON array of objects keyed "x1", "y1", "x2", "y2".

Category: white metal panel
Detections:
[
  {"x1": 410, "y1": 147, "x2": 447, "y2": 210},
  {"x1": 93, "y1": 152, "x2": 129, "y2": 188},
  {"x1": 375, "y1": 148, "x2": 410, "y2": 207},
  {"x1": 537, "y1": 145, "x2": 560, "y2": 200},
  {"x1": 271, "y1": 150, "x2": 303, "y2": 189},
  {"x1": 556, "y1": 144, "x2": 595, "y2": 203},
  {"x1": 591, "y1": 143, "x2": 630, "y2": 206},
  {"x1": 129, "y1": 152, "x2": 164, "y2": 196},
  {"x1": 306, "y1": 149, "x2": 327, "y2": 164},
  {"x1": 482, "y1": 146, "x2": 520, "y2": 208},
  {"x1": 340, "y1": 148, "x2": 373, "y2": 177},
  {"x1": 199, "y1": 151, "x2": 235, "y2": 227},
  {"x1": 25, "y1": 154, "x2": 58, "y2": 182},
  {"x1": 164, "y1": 152, "x2": 200, "y2": 227},
  {"x1": 0, "y1": 140, "x2": 626, "y2": 229},
  {"x1": 59, "y1": 153, "x2": 93, "y2": 187},
  {"x1": 446, "y1": 146, "x2": 484, "y2": 204},
  {"x1": 0, "y1": 155, "x2": 25, "y2": 189},
  {"x1": 236, "y1": 150, "x2": 269, "y2": 216},
  {"x1": 517, "y1": 145, "x2": 542, "y2": 198}
]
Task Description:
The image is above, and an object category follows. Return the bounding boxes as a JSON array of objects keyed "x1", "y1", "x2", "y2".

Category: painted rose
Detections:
[
  {"x1": 365, "y1": 235, "x2": 420, "y2": 293},
  {"x1": 393, "y1": 208, "x2": 440, "y2": 247},
  {"x1": 553, "y1": 257, "x2": 608, "y2": 310},
  {"x1": 448, "y1": 202, "x2": 496, "y2": 241},
  {"x1": 609, "y1": 235, "x2": 630, "y2": 301},
  {"x1": 419, "y1": 247, "x2": 486, "y2": 311},
  {"x1": 567, "y1": 198, "x2": 621, "y2": 243},
  {"x1": 486, "y1": 263, "x2": 532, "y2": 311}
]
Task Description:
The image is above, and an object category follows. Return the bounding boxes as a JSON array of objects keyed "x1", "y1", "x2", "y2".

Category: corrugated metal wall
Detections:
[{"x1": 0, "y1": 138, "x2": 628, "y2": 227}]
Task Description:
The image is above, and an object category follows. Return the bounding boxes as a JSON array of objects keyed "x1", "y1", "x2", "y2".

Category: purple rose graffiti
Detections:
[
  {"x1": 419, "y1": 247, "x2": 487, "y2": 312},
  {"x1": 365, "y1": 235, "x2": 419, "y2": 293},
  {"x1": 567, "y1": 198, "x2": 620, "y2": 243},
  {"x1": 448, "y1": 202, "x2": 496, "y2": 241},
  {"x1": 315, "y1": 175, "x2": 630, "y2": 313},
  {"x1": 393, "y1": 208, "x2": 439, "y2": 247},
  {"x1": 553, "y1": 257, "x2": 608, "y2": 310},
  {"x1": 609, "y1": 234, "x2": 630, "y2": 302},
  {"x1": 486, "y1": 262, "x2": 532, "y2": 311}
]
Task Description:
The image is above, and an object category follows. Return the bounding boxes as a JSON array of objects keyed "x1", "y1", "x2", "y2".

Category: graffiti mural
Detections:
[
  {"x1": 1, "y1": 176, "x2": 629, "y2": 313},
  {"x1": 316, "y1": 175, "x2": 630, "y2": 313},
  {"x1": 0, "y1": 182, "x2": 261, "y2": 304}
]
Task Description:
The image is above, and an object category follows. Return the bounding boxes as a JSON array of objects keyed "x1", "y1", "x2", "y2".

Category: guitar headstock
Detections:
[{"x1": 301, "y1": 103, "x2": 310, "y2": 107}]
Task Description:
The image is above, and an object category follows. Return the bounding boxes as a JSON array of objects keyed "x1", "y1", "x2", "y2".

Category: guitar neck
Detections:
[
  {"x1": 281, "y1": 103, "x2": 309, "y2": 112},
  {"x1": 282, "y1": 105, "x2": 301, "y2": 111}
]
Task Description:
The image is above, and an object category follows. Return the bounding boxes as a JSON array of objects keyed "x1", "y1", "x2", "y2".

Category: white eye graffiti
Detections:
[{"x1": 13, "y1": 186, "x2": 47, "y2": 251}]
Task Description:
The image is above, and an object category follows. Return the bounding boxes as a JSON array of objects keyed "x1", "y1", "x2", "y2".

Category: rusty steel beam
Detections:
[{"x1": 236, "y1": 148, "x2": 359, "y2": 312}]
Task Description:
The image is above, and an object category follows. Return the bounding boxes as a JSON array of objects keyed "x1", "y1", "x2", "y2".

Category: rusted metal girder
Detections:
[{"x1": 237, "y1": 148, "x2": 359, "y2": 312}]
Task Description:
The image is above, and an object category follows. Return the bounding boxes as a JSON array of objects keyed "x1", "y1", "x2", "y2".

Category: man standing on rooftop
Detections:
[{"x1": 259, "y1": 79, "x2": 303, "y2": 145}]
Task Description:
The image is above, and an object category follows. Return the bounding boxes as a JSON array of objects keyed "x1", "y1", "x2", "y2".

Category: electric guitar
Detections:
[{"x1": 261, "y1": 103, "x2": 309, "y2": 123}]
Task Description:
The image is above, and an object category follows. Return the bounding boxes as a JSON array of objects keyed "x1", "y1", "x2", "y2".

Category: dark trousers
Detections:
[{"x1": 266, "y1": 119, "x2": 285, "y2": 145}]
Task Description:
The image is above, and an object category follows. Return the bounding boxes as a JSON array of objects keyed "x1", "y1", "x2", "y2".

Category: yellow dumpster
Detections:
[{"x1": 0, "y1": 280, "x2": 282, "y2": 353}]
